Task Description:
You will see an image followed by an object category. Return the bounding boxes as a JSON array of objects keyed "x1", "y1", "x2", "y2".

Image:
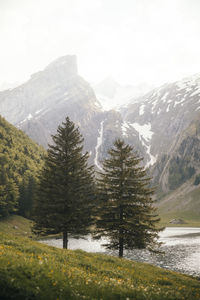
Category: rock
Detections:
[{"x1": 169, "y1": 218, "x2": 187, "y2": 224}]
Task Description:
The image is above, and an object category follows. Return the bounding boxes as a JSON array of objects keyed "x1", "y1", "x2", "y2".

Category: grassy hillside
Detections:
[
  {"x1": 0, "y1": 115, "x2": 45, "y2": 178},
  {"x1": 0, "y1": 215, "x2": 33, "y2": 236},
  {"x1": 0, "y1": 232, "x2": 200, "y2": 300},
  {"x1": 157, "y1": 179, "x2": 200, "y2": 226}
]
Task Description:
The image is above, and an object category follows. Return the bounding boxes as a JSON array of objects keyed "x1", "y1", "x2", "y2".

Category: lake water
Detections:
[{"x1": 40, "y1": 227, "x2": 200, "y2": 277}]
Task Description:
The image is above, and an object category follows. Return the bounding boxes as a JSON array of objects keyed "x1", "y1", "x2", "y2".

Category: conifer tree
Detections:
[
  {"x1": 33, "y1": 117, "x2": 95, "y2": 248},
  {"x1": 93, "y1": 139, "x2": 163, "y2": 257}
]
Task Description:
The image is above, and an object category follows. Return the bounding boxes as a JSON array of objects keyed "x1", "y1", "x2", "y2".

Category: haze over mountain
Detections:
[
  {"x1": 93, "y1": 77, "x2": 154, "y2": 111},
  {"x1": 1, "y1": 55, "x2": 200, "y2": 222},
  {"x1": 0, "y1": 82, "x2": 21, "y2": 91}
]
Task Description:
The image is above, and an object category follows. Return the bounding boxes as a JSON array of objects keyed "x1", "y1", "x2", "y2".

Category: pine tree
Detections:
[
  {"x1": 33, "y1": 117, "x2": 95, "y2": 248},
  {"x1": 94, "y1": 139, "x2": 163, "y2": 257}
]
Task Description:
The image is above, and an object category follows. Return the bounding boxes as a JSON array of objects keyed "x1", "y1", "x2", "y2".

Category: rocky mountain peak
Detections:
[
  {"x1": 45, "y1": 55, "x2": 77, "y2": 74},
  {"x1": 30, "y1": 55, "x2": 78, "y2": 83}
]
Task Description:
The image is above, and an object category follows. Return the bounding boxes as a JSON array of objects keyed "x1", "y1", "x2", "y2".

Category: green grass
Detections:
[
  {"x1": 0, "y1": 215, "x2": 34, "y2": 237},
  {"x1": 157, "y1": 184, "x2": 200, "y2": 227},
  {"x1": 0, "y1": 232, "x2": 200, "y2": 299},
  {"x1": 159, "y1": 214, "x2": 200, "y2": 227}
]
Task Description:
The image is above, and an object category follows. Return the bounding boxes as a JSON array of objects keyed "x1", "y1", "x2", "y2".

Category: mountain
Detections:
[
  {"x1": 1, "y1": 55, "x2": 200, "y2": 173},
  {"x1": 152, "y1": 117, "x2": 200, "y2": 224},
  {"x1": 117, "y1": 74, "x2": 200, "y2": 222},
  {"x1": 1, "y1": 55, "x2": 200, "y2": 223},
  {"x1": 0, "y1": 56, "x2": 103, "y2": 165},
  {"x1": 0, "y1": 81, "x2": 21, "y2": 91},
  {"x1": 0, "y1": 115, "x2": 45, "y2": 218},
  {"x1": 93, "y1": 77, "x2": 154, "y2": 111},
  {"x1": 121, "y1": 74, "x2": 200, "y2": 190},
  {"x1": 0, "y1": 56, "x2": 151, "y2": 169}
]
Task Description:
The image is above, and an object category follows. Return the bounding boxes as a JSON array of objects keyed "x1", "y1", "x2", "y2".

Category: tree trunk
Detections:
[
  {"x1": 119, "y1": 236, "x2": 124, "y2": 257},
  {"x1": 119, "y1": 204, "x2": 124, "y2": 257},
  {"x1": 63, "y1": 231, "x2": 68, "y2": 249}
]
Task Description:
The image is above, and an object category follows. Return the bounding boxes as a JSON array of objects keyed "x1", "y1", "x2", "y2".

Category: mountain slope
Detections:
[
  {"x1": 122, "y1": 74, "x2": 200, "y2": 189},
  {"x1": 157, "y1": 179, "x2": 200, "y2": 225},
  {"x1": 0, "y1": 56, "x2": 156, "y2": 170},
  {"x1": 0, "y1": 115, "x2": 45, "y2": 217},
  {"x1": 1, "y1": 55, "x2": 200, "y2": 221},
  {"x1": 0, "y1": 56, "x2": 102, "y2": 162}
]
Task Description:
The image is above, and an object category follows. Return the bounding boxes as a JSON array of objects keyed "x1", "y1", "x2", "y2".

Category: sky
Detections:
[{"x1": 1, "y1": 0, "x2": 200, "y2": 88}]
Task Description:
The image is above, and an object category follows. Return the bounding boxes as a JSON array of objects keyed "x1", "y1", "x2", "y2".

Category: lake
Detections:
[{"x1": 40, "y1": 227, "x2": 200, "y2": 277}]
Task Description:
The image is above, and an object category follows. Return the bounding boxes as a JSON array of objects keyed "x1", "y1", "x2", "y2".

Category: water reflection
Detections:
[{"x1": 40, "y1": 227, "x2": 200, "y2": 277}]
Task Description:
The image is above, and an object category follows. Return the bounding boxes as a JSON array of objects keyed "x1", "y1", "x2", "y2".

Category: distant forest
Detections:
[{"x1": 0, "y1": 116, "x2": 45, "y2": 218}]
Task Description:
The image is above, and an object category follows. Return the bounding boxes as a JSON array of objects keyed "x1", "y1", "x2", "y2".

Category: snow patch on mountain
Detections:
[
  {"x1": 94, "y1": 100, "x2": 102, "y2": 109},
  {"x1": 129, "y1": 122, "x2": 156, "y2": 167},
  {"x1": 139, "y1": 104, "x2": 145, "y2": 115},
  {"x1": 95, "y1": 94, "x2": 112, "y2": 111},
  {"x1": 19, "y1": 114, "x2": 33, "y2": 124},
  {"x1": 146, "y1": 145, "x2": 157, "y2": 168},
  {"x1": 36, "y1": 108, "x2": 50, "y2": 118},
  {"x1": 174, "y1": 95, "x2": 186, "y2": 107},
  {"x1": 121, "y1": 121, "x2": 130, "y2": 137},
  {"x1": 176, "y1": 81, "x2": 188, "y2": 91},
  {"x1": 35, "y1": 109, "x2": 43, "y2": 115},
  {"x1": 151, "y1": 99, "x2": 159, "y2": 113},
  {"x1": 190, "y1": 87, "x2": 200, "y2": 97},
  {"x1": 176, "y1": 74, "x2": 200, "y2": 92},
  {"x1": 130, "y1": 122, "x2": 154, "y2": 142},
  {"x1": 157, "y1": 108, "x2": 161, "y2": 115},
  {"x1": 161, "y1": 92, "x2": 169, "y2": 102},
  {"x1": 94, "y1": 120, "x2": 104, "y2": 171},
  {"x1": 166, "y1": 104, "x2": 170, "y2": 112}
]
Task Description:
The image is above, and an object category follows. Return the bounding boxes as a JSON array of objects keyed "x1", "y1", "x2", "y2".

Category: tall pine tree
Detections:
[
  {"x1": 33, "y1": 117, "x2": 95, "y2": 248},
  {"x1": 94, "y1": 139, "x2": 163, "y2": 257}
]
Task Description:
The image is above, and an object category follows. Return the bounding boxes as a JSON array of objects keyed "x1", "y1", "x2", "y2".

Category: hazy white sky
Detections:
[{"x1": 1, "y1": 0, "x2": 200, "y2": 87}]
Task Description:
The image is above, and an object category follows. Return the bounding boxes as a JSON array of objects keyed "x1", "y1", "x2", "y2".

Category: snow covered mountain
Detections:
[
  {"x1": 1, "y1": 55, "x2": 200, "y2": 202},
  {"x1": 1, "y1": 57, "x2": 200, "y2": 222},
  {"x1": 121, "y1": 74, "x2": 200, "y2": 192},
  {"x1": 0, "y1": 56, "x2": 154, "y2": 169}
]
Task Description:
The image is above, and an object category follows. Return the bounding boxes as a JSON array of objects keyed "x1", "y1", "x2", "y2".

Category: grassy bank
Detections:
[
  {"x1": 157, "y1": 183, "x2": 200, "y2": 227},
  {"x1": 0, "y1": 232, "x2": 200, "y2": 300},
  {"x1": 0, "y1": 213, "x2": 199, "y2": 241},
  {"x1": 0, "y1": 215, "x2": 34, "y2": 236},
  {"x1": 159, "y1": 214, "x2": 200, "y2": 227}
]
